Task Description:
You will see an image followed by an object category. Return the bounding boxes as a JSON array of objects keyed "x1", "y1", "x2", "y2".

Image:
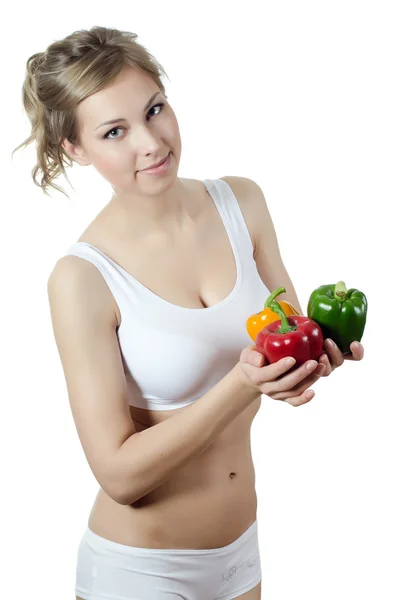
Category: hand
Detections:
[
  {"x1": 238, "y1": 345, "x2": 326, "y2": 407},
  {"x1": 317, "y1": 339, "x2": 365, "y2": 376}
]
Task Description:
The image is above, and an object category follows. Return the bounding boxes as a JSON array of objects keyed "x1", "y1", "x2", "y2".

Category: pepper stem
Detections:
[
  {"x1": 269, "y1": 301, "x2": 298, "y2": 334},
  {"x1": 264, "y1": 287, "x2": 286, "y2": 310},
  {"x1": 334, "y1": 281, "x2": 348, "y2": 302}
]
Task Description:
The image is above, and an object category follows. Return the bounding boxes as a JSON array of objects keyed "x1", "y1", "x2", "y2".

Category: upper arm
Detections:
[
  {"x1": 221, "y1": 175, "x2": 304, "y2": 314},
  {"x1": 47, "y1": 256, "x2": 137, "y2": 502}
]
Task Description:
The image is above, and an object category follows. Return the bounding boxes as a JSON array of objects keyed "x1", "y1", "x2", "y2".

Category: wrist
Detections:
[{"x1": 233, "y1": 363, "x2": 261, "y2": 398}]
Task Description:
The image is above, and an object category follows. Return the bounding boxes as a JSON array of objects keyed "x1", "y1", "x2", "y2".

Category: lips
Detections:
[{"x1": 140, "y1": 153, "x2": 170, "y2": 171}]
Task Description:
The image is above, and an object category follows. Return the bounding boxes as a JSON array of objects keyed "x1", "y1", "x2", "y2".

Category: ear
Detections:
[{"x1": 61, "y1": 137, "x2": 91, "y2": 166}]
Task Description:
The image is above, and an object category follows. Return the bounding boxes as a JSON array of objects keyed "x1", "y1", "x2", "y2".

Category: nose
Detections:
[{"x1": 129, "y1": 123, "x2": 163, "y2": 154}]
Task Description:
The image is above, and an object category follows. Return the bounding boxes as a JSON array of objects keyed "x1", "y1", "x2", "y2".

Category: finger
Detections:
[
  {"x1": 346, "y1": 341, "x2": 364, "y2": 361},
  {"x1": 240, "y1": 346, "x2": 265, "y2": 366},
  {"x1": 342, "y1": 342, "x2": 365, "y2": 361},
  {"x1": 244, "y1": 355, "x2": 297, "y2": 387},
  {"x1": 286, "y1": 364, "x2": 327, "y2": 396},
  {"x1": 266, "y1": 362, "x2": 327, "y2": 401},
  {"x1": 318, "y1": 353, "x2": 333, "y2": 376},
  {"x1": 248, "y1": 351, "x2": 265, "y2": 368},
  {"x1": 259, "y1": 356, "x2": 297, "y2": 382},
  {"x1": 323, "y1": 339, "x2": 344, "y2": 367},
  {"x1": 272, "y1": 359, "x2": 321, "y2": 392},
  {"x1": 286, "y1": 388, "x2": 316, "y2": 407}
]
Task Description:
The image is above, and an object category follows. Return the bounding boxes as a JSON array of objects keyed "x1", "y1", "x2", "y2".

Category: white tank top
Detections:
[{"x1": 64, "y1": 178, "x2": 271, "y2": 410}]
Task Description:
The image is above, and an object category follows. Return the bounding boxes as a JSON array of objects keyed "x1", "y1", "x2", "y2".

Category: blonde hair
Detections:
[{"x1": 12, "y1": 26, "x2": 170, "y2": 199}]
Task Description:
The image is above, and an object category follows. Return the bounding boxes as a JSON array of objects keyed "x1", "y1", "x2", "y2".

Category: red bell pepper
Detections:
[{"x1": 256, "y1": 300, "x2": 324, "y2": 368}]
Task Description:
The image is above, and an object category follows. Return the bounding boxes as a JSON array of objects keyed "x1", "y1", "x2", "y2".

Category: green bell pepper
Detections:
[{"x1": 307, "y1": 281, "x2": 367, "y2": 354}]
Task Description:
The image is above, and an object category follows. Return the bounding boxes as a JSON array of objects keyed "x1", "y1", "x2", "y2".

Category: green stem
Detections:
[
  {"x1": 269, "y1": 301, "x2": 298, "y2": 334},
  {"x1": 334, "y1": 281, "x2": 348, "y2": 302},
  {"x1": 265, "y1": 287, "x2": 286, "y2": 310}
]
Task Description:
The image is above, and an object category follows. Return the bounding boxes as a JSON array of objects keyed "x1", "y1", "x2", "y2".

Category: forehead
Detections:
[{"x1": 77, "y1": 66, "x2": 160, "y2": 127}]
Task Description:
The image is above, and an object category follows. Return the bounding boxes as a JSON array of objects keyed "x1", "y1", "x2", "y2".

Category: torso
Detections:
[{"x1": 77, "y1": 177, "x2": 263, "y2": 549}]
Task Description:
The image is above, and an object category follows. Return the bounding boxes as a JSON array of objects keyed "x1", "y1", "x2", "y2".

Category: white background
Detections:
[{"x1": 2, "y1": 1, "x2": 395, "y2": 599}]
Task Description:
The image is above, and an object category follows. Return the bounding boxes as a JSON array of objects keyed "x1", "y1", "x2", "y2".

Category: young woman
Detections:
[{"x1": 14, "y1": 25, "x2": 364, "y2": 600}]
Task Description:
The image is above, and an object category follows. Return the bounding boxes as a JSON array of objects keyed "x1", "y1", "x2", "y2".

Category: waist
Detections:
[{"x1": 88, "y1": 451, "x2": 257, "y2": 549}]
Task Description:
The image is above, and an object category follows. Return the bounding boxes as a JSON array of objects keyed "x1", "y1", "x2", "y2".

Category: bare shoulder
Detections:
[
  {"x1": 219, "y1": 175, "x2": 268, "y2": 256},
  {"x1": 48, "y1": 254, "x2": 119, "y2": 330},
  {"x1": 220, "y1": 176, "x2": 303, "y2": 313}
]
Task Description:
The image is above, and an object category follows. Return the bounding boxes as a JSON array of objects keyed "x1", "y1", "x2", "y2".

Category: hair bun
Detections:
[{"x1": 28, "y1": 52, "x2": 46, "y2": 77}]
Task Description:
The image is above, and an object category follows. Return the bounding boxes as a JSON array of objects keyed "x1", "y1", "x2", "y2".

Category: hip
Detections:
[{"x1": 76, "y1": 517, "x2": 261, "y2": 600}]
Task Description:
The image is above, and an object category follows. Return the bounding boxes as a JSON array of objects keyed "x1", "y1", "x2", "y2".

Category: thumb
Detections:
[{"x1": 240, "y1": 345, "x2": 267, "y2": 367}]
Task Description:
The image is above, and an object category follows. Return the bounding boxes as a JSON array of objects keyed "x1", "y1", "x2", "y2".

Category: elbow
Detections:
[
  {"x1": 100, "y1": 439, "x2": 146, "y2": 505},
  {"x1": 112, "y1": 484, "x2": 144, "y2": 506},
  {"x1": 97, "y1": 471, "x2": 133, "y2": 505},
  {"x1": 102, "y1": 471, "x2": 143, "y2": 506},
  {"x1": 98, "y1": 479, "x2": 136, "y2": 506},
  {"x1": 109, "y1": 485, "x2": 131, "y2": 506},
  {"x1": 112, "y1": 483, "x2": 133, "y2": 505},
  {"x1": 95, "y1": 476, "x2": 127, "y2": 505}
]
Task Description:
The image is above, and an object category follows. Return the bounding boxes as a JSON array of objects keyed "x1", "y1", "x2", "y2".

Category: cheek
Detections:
[
  {"x1": 91, "y1": 153, "x2": 131, "y2": 185},
  {"x1": 166, "y1": 109, "x2": 181, "y2": 137},
  {"x1": 94, "y1": 142, "x2": 130, "y2": 169},
  {"x1": 169, "y1": 126, "x2": 182, "y2": 157}
]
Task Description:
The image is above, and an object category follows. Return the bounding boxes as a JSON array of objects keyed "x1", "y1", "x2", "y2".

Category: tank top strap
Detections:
[
  {"x1": 62, "y1": 243, "x2": 137, "y2": 318},
  {"x1": 203, "y1": 178, "x2": 255, "y2": 262}
]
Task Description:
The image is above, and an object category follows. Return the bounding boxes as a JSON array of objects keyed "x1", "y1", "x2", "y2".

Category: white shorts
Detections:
[{"x1": 75, "y1": 519, "x2": 262, "y2": 600}]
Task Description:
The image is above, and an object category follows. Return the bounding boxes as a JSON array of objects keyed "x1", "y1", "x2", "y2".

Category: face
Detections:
[{"x1": 62, "y1": 65, "x2": 182, "y2": 201}]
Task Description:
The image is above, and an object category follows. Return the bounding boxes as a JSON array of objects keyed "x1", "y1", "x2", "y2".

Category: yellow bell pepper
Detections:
[{"x1": 246, "y1": 287, "x2": 301, "y2": 342}]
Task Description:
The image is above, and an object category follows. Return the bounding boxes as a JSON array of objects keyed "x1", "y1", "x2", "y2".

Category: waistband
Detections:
[{"x1": 83, "y1": 519, "x2": 258, "y2": 556}]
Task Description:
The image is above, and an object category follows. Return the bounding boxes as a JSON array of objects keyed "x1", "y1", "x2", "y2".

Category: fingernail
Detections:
[{"x1": 325, "y1": 339, "x2": 334, "y2": 349}]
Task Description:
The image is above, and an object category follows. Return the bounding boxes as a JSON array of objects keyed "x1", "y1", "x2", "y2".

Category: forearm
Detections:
[{"x1": 113, "y1": 364, "x2": 260, "y2": 505}]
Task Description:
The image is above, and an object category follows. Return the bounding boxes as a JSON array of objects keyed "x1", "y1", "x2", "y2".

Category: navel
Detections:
[{"x1": 229, "y1": 472, "x2": 236, "y2": 479}]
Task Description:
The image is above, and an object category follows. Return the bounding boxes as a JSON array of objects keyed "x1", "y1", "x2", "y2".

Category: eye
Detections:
[
  {"x1": 103, "y1": 103, "x2": 165, "y2": 140},
  {"x1": 103, "y1": 126, "x2": 124, "y2": 140},
  {"x1": 147, "y1": 102, "x2": 165, "y2": 120}
]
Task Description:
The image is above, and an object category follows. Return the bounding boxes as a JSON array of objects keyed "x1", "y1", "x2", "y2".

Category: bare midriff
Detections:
[{"x1": 87, "y1": 395, "x2": 261, "y2": 550}]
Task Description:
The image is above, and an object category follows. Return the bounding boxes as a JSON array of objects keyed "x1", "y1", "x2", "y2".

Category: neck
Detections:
[{"x1": 106, "y1": 178, "x2": 197, "y2": 240}]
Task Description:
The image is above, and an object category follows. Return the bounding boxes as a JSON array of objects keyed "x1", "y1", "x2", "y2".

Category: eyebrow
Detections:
[{"x1": 95, "y1": 92, "x2": 161, "y2": 130}]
